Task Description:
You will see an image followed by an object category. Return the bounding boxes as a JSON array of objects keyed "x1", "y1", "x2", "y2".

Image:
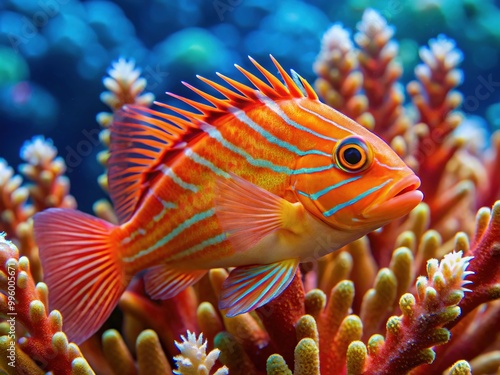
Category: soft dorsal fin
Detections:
[{"x1": 108, "y1": 55, "x2": 318, "y2": 223}]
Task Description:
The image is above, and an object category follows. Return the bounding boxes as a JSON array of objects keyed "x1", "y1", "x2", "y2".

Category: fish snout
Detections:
[{"x1": 362, "y1": 174, "x2": 423, "y2": 221}]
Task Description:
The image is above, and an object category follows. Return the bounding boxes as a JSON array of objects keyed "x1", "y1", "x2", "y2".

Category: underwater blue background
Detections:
[{"x1": 1, "y1": 0, "x2": 500, "y2": 212}]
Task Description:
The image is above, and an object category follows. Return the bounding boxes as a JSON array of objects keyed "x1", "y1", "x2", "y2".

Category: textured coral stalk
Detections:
[
  {"x1": 407, "y1": 34, "x2": 464, "y2": 211},
  {"x1": 417, "y1": 301, "x2": 500, "y2": 375},
  {"x1": 0, "y1": 159, "x2": 35, "y2": 272},
  {"x1": 317, "y1": 280, "x2": 356, "y2": 374},
  {"x1": 354, "y1": 9, "x2": 407, "y2": 143},
  {"x1": 0, "y1": 137, "x2": 76, "y2": 282},
  {"x1": 0, "y1": 234, "x2": 93, "y2": 374},
  {"x1": 313, "y1": 24, "x2": 371, "y2": 127},
  {"x1": 478, "y1": 131, "x2": 500, "y2": 208},
  {"x1": 448, "y1": 201, "x2": 500, "y2": 325},
  {"x1": 256, "y1": 269, "x2": 305, "y2": 367}
]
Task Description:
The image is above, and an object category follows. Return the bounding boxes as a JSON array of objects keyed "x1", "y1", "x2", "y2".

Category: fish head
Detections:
[{"x1": 292, "y1": 110, "x2": 423, "y2": 233}]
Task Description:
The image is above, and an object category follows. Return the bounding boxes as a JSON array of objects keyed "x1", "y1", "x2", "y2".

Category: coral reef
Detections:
[
  {"x1": 0, "y1": 233, "x2": 93, "y2": 374},
  {"x1": 0, "y1": 6, "x2": 499, "y2": 375},
  {"x1": 0, "y1": 137, "x2": 76, "y2": 282}
]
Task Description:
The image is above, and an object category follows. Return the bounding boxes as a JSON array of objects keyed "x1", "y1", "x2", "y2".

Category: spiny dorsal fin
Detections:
[
  {"x1": 108, "y1": 56, "x2": 318, "y2": 223},
  {"x1": 109, "y1": 105, "x2": 196, "y2": 223}
]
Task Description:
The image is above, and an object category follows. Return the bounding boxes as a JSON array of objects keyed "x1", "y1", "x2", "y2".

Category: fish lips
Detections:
[{"x1": 362, "y1": 174, "x2": 423, "y2": 221}]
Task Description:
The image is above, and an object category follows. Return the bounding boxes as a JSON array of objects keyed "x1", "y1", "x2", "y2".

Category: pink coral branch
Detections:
[
  {"x1": 416, "y1": 301, "x2": 500, "y2": 375},
  {"x1": 355, "y1": 9, "x2": 406, "y2": 142},
  {"x1": 407, "y1": 35, "x2": 464, "y2": 211},
  {"x1": 478, "y1": 131, "x2": 500, "y2": 208},
  {"x1": 363, "y1": 251, "x2": 473, "y2": 374}
]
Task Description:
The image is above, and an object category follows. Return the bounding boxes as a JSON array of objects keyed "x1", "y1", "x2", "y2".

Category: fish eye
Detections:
[{"x1": 333, "y1": 136, "x2": 372, "y2": 172}]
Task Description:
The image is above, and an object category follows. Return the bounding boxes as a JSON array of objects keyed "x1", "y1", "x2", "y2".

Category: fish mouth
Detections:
[{"x1": 363, "y1": 174, "x2": 423, "y2": 220}]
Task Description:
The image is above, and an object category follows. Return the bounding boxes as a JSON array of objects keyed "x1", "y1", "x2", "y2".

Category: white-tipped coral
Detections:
[
  {"x1": 95, "y1": 58, "x2": 155, "y2": 196},
  {"x1": 313, "y1": 23, "x2": 369, "y2": 125},
  {"x1": 20, "y1": 136, "x2": 58, "y2": 167},
  {"x1": 0, "y1": 137, "x2": 75, "y2": 281},
  {"x1": 18, "y1": 135, "x2": 76, "y2": 212},
  {"x1": 346, "y1": 250, "x2": 476, "y2": 374},
  {"x1": 173, "y1": 331, "x2": 228, "y2": 375},
  {"x1": 0, "y1": 233, "x2": 93, "y2": 375},
  {"x1": 99, "y1": 58, "x2": 155, "y2": 112},
  {"x1": 320, "y1": 24, "x2": 354, "y2": 55},
  {"x1": 354, "y1": 8, "x2": 407, "y2": 143},
  {"x1": 418, "y1": 35, "x2": 463, "y2": 74},
  {"x1": 355, "y1": 8, "x2": 395, "y2": 47},
  {"x1": 424, "y1": 251, "x2": 474, "y2": 293}
]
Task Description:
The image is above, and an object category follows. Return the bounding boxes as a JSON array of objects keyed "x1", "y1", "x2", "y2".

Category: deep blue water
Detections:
[{"x1": 1, "y1": 0, "x2": 500, "y2": 212}]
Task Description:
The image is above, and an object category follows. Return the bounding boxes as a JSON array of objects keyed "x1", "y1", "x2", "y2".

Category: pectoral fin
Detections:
[
  {"x1": 219, "y1": 258, "x2": 300, "y2": 316},
  {"x1": 215, "y1": 173, "x2": 306, "y2": 252}
]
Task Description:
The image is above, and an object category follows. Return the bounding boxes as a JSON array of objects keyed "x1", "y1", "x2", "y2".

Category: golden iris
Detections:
[{"x1": 334, "y1": 136, "x2": 372, "y2": 172}]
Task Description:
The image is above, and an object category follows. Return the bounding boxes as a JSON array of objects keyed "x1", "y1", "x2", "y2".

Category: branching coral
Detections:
[
  {"x1": 173, "y1": 331, "x2": 228, "y2": 375},
  {"x1": 354, "y1": 9, "x2": 409, "y2": 144},
  {"x1": 407, "y1": 35, "x2": 467, "y2": 230},
  {"x1": 80, "y1": 328, "x2": 228, "y2": 375},
  {"x1": 0, "y1": 136, "x2": 76, "y2": 282},
  {"x1": 313, "y1": 24, "x2": 371, "y2": 128},
  {"x1": 75, "y1": 202, "x2": 497, "y2": 374},
  {"x1": 349, "y1": 251, "x2": 473, "y2": 374},
  {"x1": 0, "y1": 233, "x2": 93, "y2": 374}
]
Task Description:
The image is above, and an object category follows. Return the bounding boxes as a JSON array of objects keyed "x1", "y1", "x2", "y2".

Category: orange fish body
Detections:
[{"x1": 34, "y1": 56, "x2": 422, "y2": 344}]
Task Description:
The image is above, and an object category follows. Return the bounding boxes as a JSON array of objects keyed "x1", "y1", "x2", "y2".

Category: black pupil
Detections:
[{"x1": 343, "y1": 147, "x2": 362, "y2": 165}]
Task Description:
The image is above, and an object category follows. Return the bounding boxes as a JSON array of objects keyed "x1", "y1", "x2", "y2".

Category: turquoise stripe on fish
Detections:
[
  {"x1": 258, "y1": 94, "x2": 338, "y2": 142},
  {"x1": 123, "y1": 209, "x2": 216, "y2": 263},
  {"x1": 201, "y1": 123, "x2": 335, "y2": 175},
  {"x1": 167, "y1": 233, "x2": 227, "y2": 261},
  {"x1": 322, "y1": 179, "x2": 393, "y2": 217},
  {"x1": 160, "y1": 165, "x2": 198, "y2": 192},
  {"x1": 229, "y1": 107, "x2": 331, "y2": 158},
  {"x1": 231, "y1": 266, "x2": 282, "y2": 302},
  {"x1": 375, "y1": 160, "x2": 406, "y2": 171},
  {"x1": 296, "y1": 101, "x2": 353, "y2": 134},
  {"x1": 153, "y1": 198, "x2": 177, "y2": 222},
  {"x1": 298, "y1": 176, "x2": 362, "y2": 200},
  {"x1": 184, "y1": 148, "x2": 231, "y2": 178}
]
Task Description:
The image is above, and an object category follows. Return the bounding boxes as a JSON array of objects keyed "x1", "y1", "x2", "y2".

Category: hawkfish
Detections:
[{"x1": 34, "y1": 56, "x2": 423, "y2": 344}]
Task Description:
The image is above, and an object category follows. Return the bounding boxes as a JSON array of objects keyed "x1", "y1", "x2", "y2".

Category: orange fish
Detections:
[{"x1": 34, "y1": 56, "x2": 423, "y2": 344}]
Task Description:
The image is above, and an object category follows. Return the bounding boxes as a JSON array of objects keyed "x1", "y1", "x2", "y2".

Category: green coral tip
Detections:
[
  {"x1": 448, "y1": 360, "x2": 471, "y2": 375},
  {"x1": 346, "y1": 341, "x2": 367, "y2": 375},
  {"x1": 367, "y1": 334, "x2": 385, "y2": 355},
  {"x1": 29, "y1": 300, "x2": 46, "y2": 323},
  {"x1": 266, "y1": 354, "x2": 292, "y2": 375},
  {"x1": 399, "y1": 293, "x2": 416, "y2": 317},
  {"x1": 72, "y1": 357, "x2": 95, "y2": 375},
  {"x1": 386, "y1": 316, "x2": 402, "y2": 335}
]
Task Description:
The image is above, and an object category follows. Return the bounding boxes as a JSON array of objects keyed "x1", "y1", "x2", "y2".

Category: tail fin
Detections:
[{"x1": 33, "y1": 208, "x2": 127, "y2": 344}]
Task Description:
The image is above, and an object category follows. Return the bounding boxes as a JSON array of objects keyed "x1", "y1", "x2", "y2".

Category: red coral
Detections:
[
  {"x1": 0, "y1": 234, "x2": 91, "y2": 374},
  {"x1": 449, "y1": 201, "x2": 500, "y2": 323}
]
